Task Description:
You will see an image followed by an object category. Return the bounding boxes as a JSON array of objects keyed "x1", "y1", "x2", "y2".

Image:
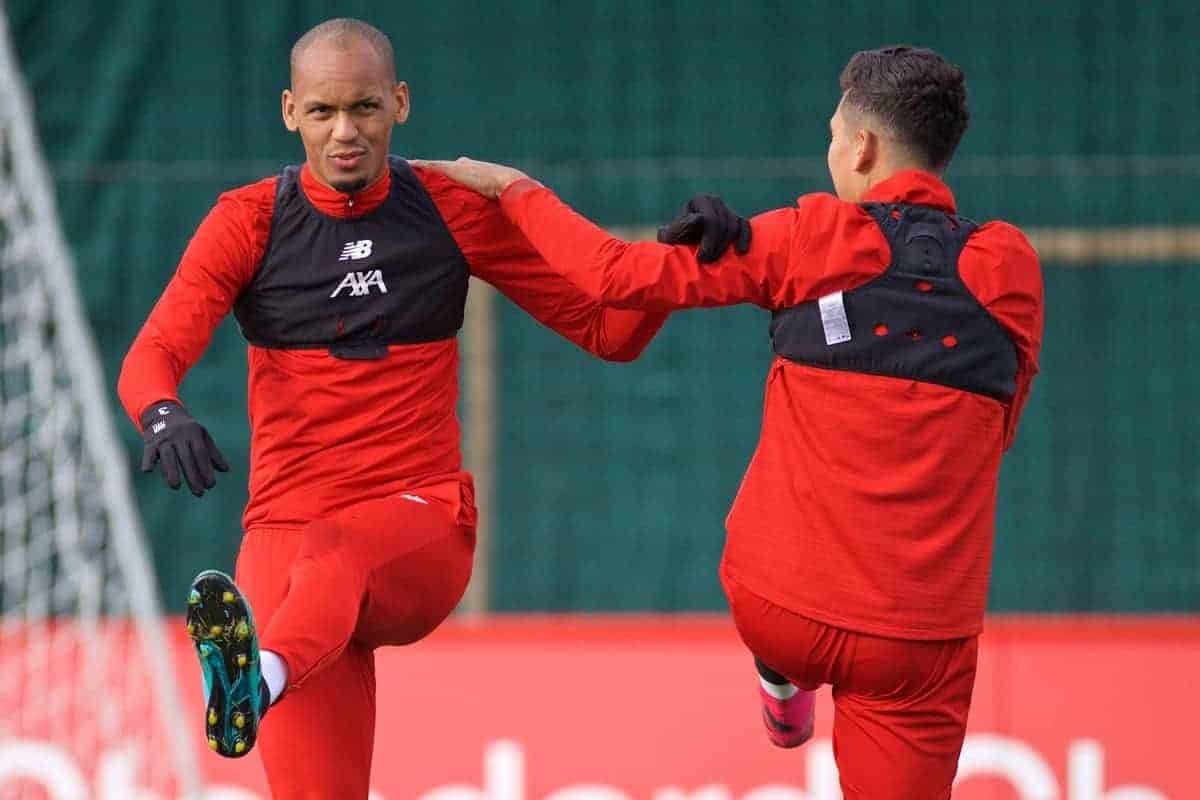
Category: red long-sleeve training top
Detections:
[
  {"x1": 498, "y1": 170, "x2": 1043, "y2": 639},
  {"x1": 118, "y1": 163, "x2": 667, "y2": 533}
]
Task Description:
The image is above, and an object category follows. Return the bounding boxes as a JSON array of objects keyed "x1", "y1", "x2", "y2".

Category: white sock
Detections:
[
  {"x1": 260, "y1": 650, "x2": 289, "y2": 705},
  {"x1": 760, "y1": 676, "x2": 800, "y2": 700}
]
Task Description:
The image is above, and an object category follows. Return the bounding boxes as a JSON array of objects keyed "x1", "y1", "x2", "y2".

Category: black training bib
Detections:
[
  {"x1": 234, "y1": 156, "x2": 470, "y2": 359},
  {"x1": 769, "y1": 203, "x2": 1018, "y2": 400}
]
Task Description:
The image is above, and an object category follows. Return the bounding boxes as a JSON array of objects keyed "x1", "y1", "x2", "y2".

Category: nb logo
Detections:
[
  {"x1": 330, "y1": 269, "x2": 389, "y2": 298},
  {"x1": 338, "y1": 239, "x2": 374, "y2": 261}
]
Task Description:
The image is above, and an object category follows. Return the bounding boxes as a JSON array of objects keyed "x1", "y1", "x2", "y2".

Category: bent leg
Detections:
[
  {"x1": 234, "y1": 532, "x2": 375, "y2": 796},
  {"x1": 234, "y1": 528, "x2": 304, "y2": 636},
  {"x1": 723, "y1": 568, "x2": 843, "y2": 689},
  {"x1": 355, "y1": 504, "x2": 474, "y2": 649},
  {"x1": 234, "y1": 496, "x2": 471, "y2": 797},
  {"x1": 722, "y1": 571, "x2": 833, "y2": 748},
  {"x1": 260, "y1": 493, "x2": 474, "y2": 688}
]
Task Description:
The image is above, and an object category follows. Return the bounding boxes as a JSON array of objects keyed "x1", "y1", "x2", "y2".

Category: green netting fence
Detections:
[{"x1": 9, "y1": 0, "x2": 1199, "y2": 611}]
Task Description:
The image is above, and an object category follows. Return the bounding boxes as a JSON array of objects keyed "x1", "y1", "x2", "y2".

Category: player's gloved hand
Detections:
[
  {"x1": 139, "y1": 401, "x2": 229, "y2": 497},
  {"x1": 657, "y1": 194, "x2": 752, "y2": 262}
]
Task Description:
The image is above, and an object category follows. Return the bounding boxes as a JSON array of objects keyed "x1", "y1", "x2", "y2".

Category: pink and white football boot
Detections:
[
  {"x1": 757, "y1": 665, "x2": 816, "y2": 748},
  {"x1": 759, "y1": 684, "x2": 815, "y2": 747}
]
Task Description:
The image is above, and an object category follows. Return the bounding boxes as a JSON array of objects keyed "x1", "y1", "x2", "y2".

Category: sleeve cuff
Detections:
[{"x1": 499, "y1": 177, "x2": 545, "y2": 207}]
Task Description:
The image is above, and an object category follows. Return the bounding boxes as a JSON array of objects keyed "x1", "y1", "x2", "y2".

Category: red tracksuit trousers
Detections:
[
  {"x1": 235, "y1": 492, "x2": 475, "y2": 799},
  {"x1": 724, "y1": 570, "x2": 979, "y2": 800}
]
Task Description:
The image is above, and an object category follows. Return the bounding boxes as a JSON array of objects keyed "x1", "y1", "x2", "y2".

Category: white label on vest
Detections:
[{"x1": 818, "y1": 291, "x2": 852, "y2": 345}]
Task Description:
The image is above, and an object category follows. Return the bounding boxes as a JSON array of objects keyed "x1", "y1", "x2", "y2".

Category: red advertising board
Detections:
[{"x1": 2, "y1": 616, "x2": 1196, "y2": 799}]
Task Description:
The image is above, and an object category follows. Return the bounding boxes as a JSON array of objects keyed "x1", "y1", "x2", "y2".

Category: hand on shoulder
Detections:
[{"x1": 409, "y1": 157, "x2": 532, "y2": 200}]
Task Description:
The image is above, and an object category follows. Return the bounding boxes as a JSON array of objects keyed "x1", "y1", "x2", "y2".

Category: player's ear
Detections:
[
  {"x1": 853, "y1": 127, "x2": 876, "y2": 174},
  {"x1": 393, "y1": 82, "x2": 410, "y2": 126},
  {"x1": 282, "y1": 89, "x2": 299, "y2": 132}
]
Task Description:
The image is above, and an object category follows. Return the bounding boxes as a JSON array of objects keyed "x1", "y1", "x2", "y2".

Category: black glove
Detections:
[
  {"x1": 657, "y1": 194, "x2": 752, "y2": 262},
  {"x1": 139, "y1": 401, "x2": 229, "y2": 497}
]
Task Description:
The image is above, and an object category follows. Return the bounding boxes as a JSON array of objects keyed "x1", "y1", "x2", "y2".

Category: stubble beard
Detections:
[{"x1": 330, "y1": 175, "x2": 371, "y2": 194}]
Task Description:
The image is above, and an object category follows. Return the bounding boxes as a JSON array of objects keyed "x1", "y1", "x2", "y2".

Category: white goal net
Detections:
[{"x1": 0, "y1": 9, "x2": 201, "y2": 800}]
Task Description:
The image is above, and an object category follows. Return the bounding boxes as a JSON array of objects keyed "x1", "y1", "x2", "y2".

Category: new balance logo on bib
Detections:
[
  {"x1": 330, "y1": 270, "x2": 389, "y2": 298},
  {"x1": 339, "y1": 239, "x2": 373, "y2": 261}
]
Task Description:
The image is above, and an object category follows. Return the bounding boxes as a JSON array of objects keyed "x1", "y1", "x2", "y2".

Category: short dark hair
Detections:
[
  {"x1": 839, "y1": 46, "x2": 969, "y2": 170},
  {"x1": 290, "y1": 18, "x2": 396, "y2": 85}
]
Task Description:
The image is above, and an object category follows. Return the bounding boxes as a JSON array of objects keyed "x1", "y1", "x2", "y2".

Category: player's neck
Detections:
[
  {"x1": 861, "y1": 157, "x2": 940, "y2": 194},
  {"x1": 299, "y1": 164, "x2": 391, "y2": 218}
]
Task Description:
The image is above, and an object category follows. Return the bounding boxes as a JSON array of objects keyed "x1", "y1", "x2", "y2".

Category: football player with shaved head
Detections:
[{"x1": 118, "y1": 17, "x2": 676, "y2": 798}]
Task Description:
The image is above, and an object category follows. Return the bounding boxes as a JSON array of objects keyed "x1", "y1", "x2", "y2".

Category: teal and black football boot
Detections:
[{"x1": 186, "y1": 570, "x2": 269, "y2": 758}]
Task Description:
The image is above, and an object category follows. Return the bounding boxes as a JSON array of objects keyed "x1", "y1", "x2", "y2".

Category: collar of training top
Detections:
[
  {"x1": 861, "y1": 169, "x2": 956, "y2": 214},
  {"x1": 298, "y1": 162, "x2": 392, "y2": 218}
]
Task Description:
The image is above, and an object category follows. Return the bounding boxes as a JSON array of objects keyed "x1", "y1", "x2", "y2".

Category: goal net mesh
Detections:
[{"x1": 0, "y1": 8, "x2": 201, "y2": 799}]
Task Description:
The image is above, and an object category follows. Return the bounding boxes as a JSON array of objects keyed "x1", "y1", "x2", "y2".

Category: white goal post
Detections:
[{"x1": 0, "y1": 7, "x2": 202, "y2": 799}]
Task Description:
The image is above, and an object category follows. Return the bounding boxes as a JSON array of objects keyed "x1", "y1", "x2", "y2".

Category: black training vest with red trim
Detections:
[
  {"x1": 233, "y1": 156, "x2": 469, "y2": 360},
  {"x1": 769, "y1": 203, "x2": 1018, "y2": 401}
]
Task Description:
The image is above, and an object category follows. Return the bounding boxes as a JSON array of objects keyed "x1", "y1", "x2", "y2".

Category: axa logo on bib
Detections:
[{"x1": 330, "y1": 269, "x2": 388, "y2": 298}]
